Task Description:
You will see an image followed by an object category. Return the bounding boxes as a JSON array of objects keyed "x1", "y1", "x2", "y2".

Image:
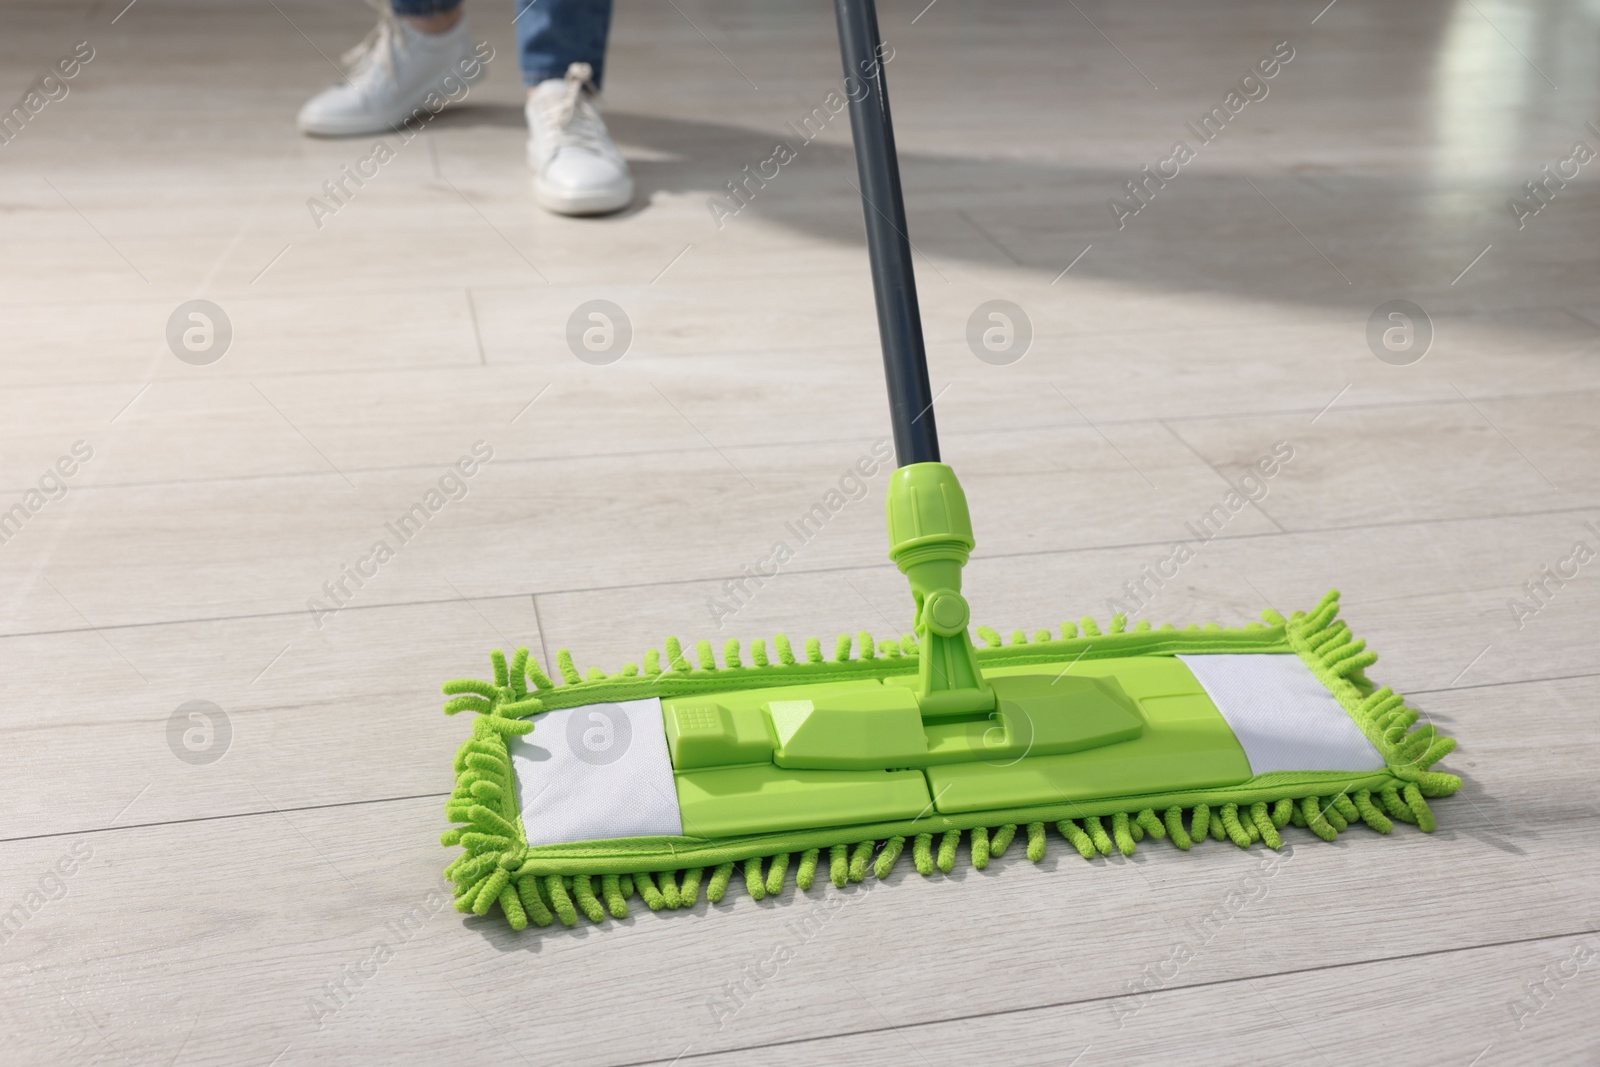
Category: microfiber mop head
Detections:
[{"x1": 439, "y1": 574, "x2": 1459, "y2": 930}]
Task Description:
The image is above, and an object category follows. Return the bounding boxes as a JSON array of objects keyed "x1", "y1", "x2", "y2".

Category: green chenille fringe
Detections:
[{"x1": 439, "y1": 590, "x2": 1461, "y2": 930}]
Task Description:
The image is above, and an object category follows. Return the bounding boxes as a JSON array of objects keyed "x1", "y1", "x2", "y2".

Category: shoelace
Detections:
[
  {"x1": 534, "y1": 62, "x2": 610, "y2": 156},
  {"x1": 341, "y1": 0, "x2": 405, "y2": 84}
]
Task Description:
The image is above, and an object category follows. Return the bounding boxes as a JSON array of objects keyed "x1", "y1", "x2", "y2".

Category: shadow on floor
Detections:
[{"x1": 430, "y1": 103, "x2": 1600, "y2": 320}]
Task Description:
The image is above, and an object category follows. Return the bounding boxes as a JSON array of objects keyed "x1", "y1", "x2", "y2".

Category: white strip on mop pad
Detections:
[
  {"x1": 509, "y1": 697, "x2": 683, "y2": 846},
  {"x1": 1177, "y1": 654, "x2": 1384, "y2": 775}
]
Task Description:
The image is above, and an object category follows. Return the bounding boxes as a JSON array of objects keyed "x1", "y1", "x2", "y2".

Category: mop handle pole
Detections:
[{"x1": 832, "y1": 0, "x2": 939, "y2": 467}]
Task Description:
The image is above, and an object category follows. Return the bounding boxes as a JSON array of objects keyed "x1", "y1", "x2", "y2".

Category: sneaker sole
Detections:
[{"x1": 533, "y1": 176, "x2": 635, "y2": 217}]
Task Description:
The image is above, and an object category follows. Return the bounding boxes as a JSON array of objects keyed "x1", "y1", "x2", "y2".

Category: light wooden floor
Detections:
[{"x1": 4, "y1": 0, "x2": 1599, "y2": 1062}]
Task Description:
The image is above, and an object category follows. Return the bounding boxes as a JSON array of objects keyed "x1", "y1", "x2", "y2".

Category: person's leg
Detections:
[
  {"x1": 520, "y1": 0, "x2": 630, "y2": 216},
  {"x1": 516, "y1": 0, "x2": 614, "y2": 88},
  {"x1": 297, "y1": 0, "x2": 488, "y2": 137}
]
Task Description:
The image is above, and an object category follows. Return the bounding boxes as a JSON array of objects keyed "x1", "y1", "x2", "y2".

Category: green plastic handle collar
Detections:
[{"x1": 886, "y1": 463, "x2": 994, "y2": 718}]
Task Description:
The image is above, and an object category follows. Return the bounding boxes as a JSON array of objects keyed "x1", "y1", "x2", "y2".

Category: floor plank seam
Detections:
[
  {"x1": 608, "y1": 926, "x2": 1600, "y2": 1067},
  {"x1": 1408, "y1": 669, "x2": 1600, "y2": 696},
  {"x1": 0, "y1": 791, "x2": 450, "y2": 846},
  {"x1": 4, "y1": 499, "x2": 1598, "y2": 641}
]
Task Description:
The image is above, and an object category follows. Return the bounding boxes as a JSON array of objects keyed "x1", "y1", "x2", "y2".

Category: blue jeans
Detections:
[{"x1": 389, "y1": 0, "x2": 614, "y2": 88}]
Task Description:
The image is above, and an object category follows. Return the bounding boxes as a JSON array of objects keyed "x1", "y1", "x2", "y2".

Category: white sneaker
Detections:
[
  {"x1": 297, "y1": 10, "x2": 487, "y2": 137},
  {"x1": 526, "y1": 63, "x2": 634, "y2": 216}
]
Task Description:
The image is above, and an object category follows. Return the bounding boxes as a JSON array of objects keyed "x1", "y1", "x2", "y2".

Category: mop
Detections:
[{"x1": 437, "y1": 0, "x2": 1459, "y2": 929}]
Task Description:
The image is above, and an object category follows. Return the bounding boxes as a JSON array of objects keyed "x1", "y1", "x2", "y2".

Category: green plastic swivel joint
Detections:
[{"x1": 886, "y1": 462, "x2": 996, "y2": 719}]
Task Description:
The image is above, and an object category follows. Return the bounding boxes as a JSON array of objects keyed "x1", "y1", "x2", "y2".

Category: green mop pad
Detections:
[{"x1": 438, "y1": 587, "x2": 1458, "y2": 930}]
